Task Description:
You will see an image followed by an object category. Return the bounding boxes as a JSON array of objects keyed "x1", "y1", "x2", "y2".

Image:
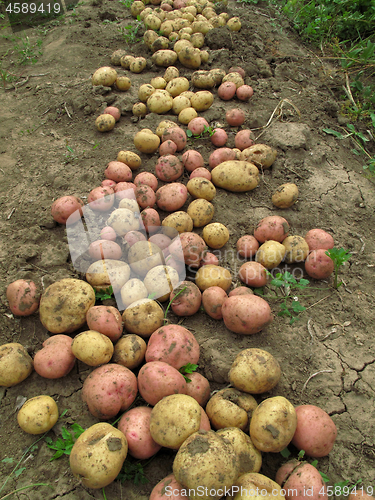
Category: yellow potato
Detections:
[
  {"x1": 134, "y1": 128, "x2": 161, "y2": 153},
  {"x1": 195, "y1": 265, "x2": 232, "y2": 291},
  {"x1": 172, "y1": 95, "x2": 191, "y2": 115},
  {"x1": 282, "y1": 235, "x2": 309, "y2": 263},
  {"x1": 147, "y1": 90, "x2": 174, "y2": 114},
  {"x1": 164, "y1": 66, "x2": 180, "y2": 82},
  {"x1": 156, "y1": 119, "x2": 178, "y2": 137},
  {"x1": 190, "y1": 90, "x2": 214, "y2": 111},
  {"x1": 144, "y1": 13, "x2": 162, "y2": 30},
  {"x1": 150, "y1": 76, "x2": 167, "y2": 89},
  {"x1": 120, "y1": 55, "x2": 135, "y2": 69},
  {"x1": 206, "y1": 388, "x2": 257, "y2": 431},
  {"x1": 129, "y1": 57, "x2": 147, "y2": 73},
  {"x1": 240, "y1": 144, "x2": 277, "y2": 169},
  {"x1": 95, "y1": 114, "x2": 115, "y2": 132},
  {"x1": 187, "y1": 177, "x2": 216, "y2": 201},
  {"x1": 115, "y1": 76, "x2": 131, "y2": 91},
  {"x1": 152, "y1": 49, "x2": 178, "y2": 67},
  {"x1": 166, "y1": 77, "x2": 190, "y2": 97},
  {"x1": 272, "y1": 183, "x2": 299, "y2": 208},
  {"x1": 211, "y1": 161, "x2": 259, "y2": 192},
  {"x1": 117, "y1": 150, "x2": 141, "y2": 170},
  {"x1": 143, "y1": 265, "x2": 180, "y2": 302},
  {"x1": 255, "y1": 240, "x2": 286, "y2": 269},
  {"x1": 122, "y1": 298, "x2": 164, "y2": 337},
  {"x1": 0, "y1": 343, "x2": 33, "y2": 387},
  {"x1": 202, "y1": 222, "x2": 230, "y2": 249},
  {"x1": 162, "y1": 211, "x2": 194, "y2": 233},
  {"x1": 178, "y1": 107, "x2": 198, "y2": 124},
  {"x1": 222, "y1": 71, "x2": 244, "y2": 88},
  {"x1": 187, "y1": 199, "x2": 215, "y2": 227},
  {"x1": 112, "y1": 334, "x2": 147, "y2": 369},
  {"x1": 110, "y1": 49, "x2": 126, "y2": 65},
  {"x1": 227, "y1": 16, "x2": 241, "y2": 31},
  {"x1": 178, "y1": 46, "x2": 202, "y2": 69},
  {"x1": 230, "y1": 473, "x2": 285, "y2": 500},
  {"x1": 209, "y1": 68, "x2": 226, "y2": 85},
  {"x1": 191, "y1": 70, "x2": 215, "y2": 89},
  {"x1": 130, "y1": 0, "x2": 144, "y2": 17},
  {"x1": 190, "y1": 32, "x2": 205, "y2": 48},
  {"x1": 92, "y1": 66, "x2": 117, "y2": 86},
  {"x1": 144, "y1": 29, "x2": 159, "y2": 48},
  {"x1": 151, "y1": 36, "x2": 170, "y2": 52},
  {"x1": 17, "y1": 395, "x2": 58, "y2": 434},
  {"x1": 72, "y1": 330, "x2": 114, "y2": 366},
  {"x1": 138, "y1": 83, "x2": 155, "y2": 102},
  {"x1": 217, "y1": 427, "x2": 262, "y2": 474},
  {"x1": 132, "y1": 102, "x2": 148, "y2": 117}
]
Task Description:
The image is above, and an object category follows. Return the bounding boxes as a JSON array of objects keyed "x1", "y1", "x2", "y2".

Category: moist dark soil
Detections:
[{"x1": 0, "y1": 0, "x2": 375, "y2": 499}]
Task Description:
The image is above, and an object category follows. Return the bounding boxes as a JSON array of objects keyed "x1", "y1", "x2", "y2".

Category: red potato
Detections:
[
  {"x1": 236, "y1": 85, "x2": 254, "y2": 101},
  {"x1": 33, "y1": 335, "x2": 75, "y2": 379},
  {"x1": 226, "y1": 108, "x2": 246, "y2": 127},
  {"x1": 138, "y1": 361, "x2": 187, "y2": 406},
  {"x1": 199, "y1": 407, "x2": 211, "y2": 431},
  {"x1": 210, "y1": 128, "x2": 228, "y2": 147},
  {"x1": 156, "y1": 183, "x2": 188, "y2": 212},
  {"x1": 86, "y1": 305, "x2": 123, "y2": 342},
  {"x1": 291, "y1": 405, "x2": 337, "y2": 457},
  {"x1": 162, "y1": 126, "x2": 187, "y2": 151},
  {"x1": 200, "y1": 252, "x2": 219, "y2": 266},
  {"x1": 164, "y1": 254, "x2": 186, "y2": 277},
  {"x1": 124, "y1": 230, "x2": 147, "y2": 247},
  {"x1": 51, "y1": 195, "x2": 84, "y2": 225},
  {"x1": 235, "y1": 130, "x2": 254, "y2": 151},
  {"x1": 6, "y1": 280, "x2": 40, "y2": 316},
  {"x1": 254, "y1": 215, "x2": 290, "y2": 243},
  {"x1": 88, "y1": 239, "x2": 122, "y2": 261},
  {"x1": 150, "y1": 474, "x2": 186, "y2": 500},
  {"x1": 229, "y1": 286, "x2": 254, "y2": 297},
  {"x1": 276, "y1": 460, "x2": 328, "y2": 500},
  {"x1": 135, "y1": 184, "x2": 156, "y2": 209},
  {"x1": 202, "y1": 286, "x2": 228, "y2": 320},
  {"x1": 239, "y1": 261, "x2": 268, "y2": 287},
  {"x1": 348, "y1": 492, "x2": 375, "y2": 500},
  {"x1": 236, "y1": 235, "x2": 259, "y2": 258},
  {"x1": 159, "y1": 139, "x2": 178, "y2": 156},
  {"x1": 145, "y1": 325, "x2": 200, "y2": 369},
  {"x1": 169, "y1": 281, "x2": 202, "y2": 316},
  {"x1": 305, "y1": 249, "x2": 334, "y2": 279},
  {"x1": 103, "y1": 106, "x2": 121, "y2": 122},
  {"x1": 173, "y1": 0, "x2": 185, "y2": 7},
  {"x1": 182, "y1": 150, "x2": 205, "y2": 173},
  {"x1": 134, "y1": 172, "x2": 158, "y2": 191},
  {"x1": 228, "y1": 66, "x2": 246, "y2": 78},
  {"x1": 305, "y1": 229, "x2": 334, "y2": 251},
  {"x1": 222, "y1": 295, "x2": 273, "y2": 335},
  {"x1": 101, "y1": 179, "x2": 117, "y2": 188},
  {"x1": 100, "y1": 226, "x2": 117, "y2": 241},
  {"x1": 88, "y1": 186, "x2": 115, "y2": 212},
  {"x1": 115, "y1": 182, "x2": 137, "y2": 201},
  {"x1": 186, "y1": 372, "x2": 211, "y2": 406},
  {"x1": 161, "y1": 2, "x2": 172, "y2": 10},
  {"x1": 155, "y1": 155, "x2": 184, "y2": 182},
  {"x1": 149, "y1": 233, "x2": 172, "y2": 250},
  {"x1": 118, "y1": 407, "x2": 162, "y2": 459},
  {"x1": 209, "y1": 147, "x2": 236, "y2": 169},
  {"x1": 187, "y1": 117, "x2": 209, "y2": 136},
  {"x1": 170, "y1": 232, "x2": 207, "y2": 268},
  {"x1": 141, "y1": 208, "x2": 161, "y2": 233},
  {"x1": 218, "y1": 81, "x2": 237, "y2": 100},
  {"x1": 190, "y1": 167, "x2": 211, "y2": 180},
  {"x1": 105, "y1": 161, "x2": 132, "y2": 182},
  {"x1": 82, "y1": 364, "x2": 138, "y2": 419}
]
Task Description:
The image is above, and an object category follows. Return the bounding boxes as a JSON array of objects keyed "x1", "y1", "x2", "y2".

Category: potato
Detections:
[
  {"x1": 164, "y1": 66, "x2": 180, "y2": 82},
  {"x1": 144, "y1": 265, "x2": 180, "y2": 302},
  {"x1": 191, "y1": 20, "x2": 213, "y2": 34},
  {"x1": 17, "y1": 396, "x2": 58, "y2": 434},
  {"x1": 122, "y1": 298, "x2": 164, "y2": 337},
  {"x1": 235, "y1": 129, "x2": 254, "y2": 151},
  {"x1": 95, "y1": 113, "x2": 116, "y2": 132},
  {"x1": 162, "y1": 211, "x2": 194, "y2": 233},
  {"x1": 138, "y1": 83, "x2": 155, "y2": 102},
  {"x1": 34, "y1": 335, "x2": 76, "y2": 379},
  {"x1": 70, "y1": 423, "x2": 127, "y2": 489},
  {"x1": 304, "y1": 229, "x2": 334, "y2": 251},
  {"x1": 178, "y1": 107, "x2": 198, "y2": 124},
  {"x1": 190, "y1": 167, "x2": 211, "y2": 180},
  {"x1": 112, "y1": 335, "x2": 145, "y2": 370},
  {"x1": 217, "y1": 427, "x2": 262, "y2": 475},
  {"x1": 166, "y1": 77, "x2": 190, "y2": 97},
  {"x1": 119, "y1": 197, "x2": 141, "y2": 213},
  {"x1": 276, "y1": 460, "x2": 328, "y2": 500},
  {"x1": 255, "y1": 240, "x2": 286, "y2": 269},
  {"x1": 169, "y1": 281, "x2": 202, "y2": 316},
  {"x1": 226, "y1": 108, "x2": 246, "y2": 127},
  {"x1": 150, "y1": 394, "x2": 201, "y2": 449},
  {"x1": 182, "y1": 150, "x2": 204, "y2": 172},
  {"x1": 282, "y1": 235, "x2": 309, "y2": 264},
  {"x1": 190, "y1": 90, "x2": 214, "y2": 111},
  {"x1": 150, "y1": 473, "x2": 186, "y2": 500},
  {"x1": 130, "y1": 57, "x2": 147, "y2": 73},
  {"x1": 127, "y1": 240, "x2": 163, "y2": 278},
  {"x1": 39, "y1": 279, "x2": 95, "y2": 334},
  {"x1": 211, "y1": 161, "x2": 260, "y2": 192},
  {"x1": 237, "y1": 85, "x2": 254, "y2": 101},
  {"x1": 85, "y1": 306, "x2": 122, "y2": 342},
  {"x1": 87, "y1": 186, "x2": 115, "y2": 212},
  {"x1": 169, "y1": 231, "x2": 206, "y2": 268},
  {"x1": 86, "y1": 259, "x2": 131, "y2": 293},
  {"x1": 117, "y1": 150, "x2": 142, "y2": 170},
  {"x1": 82, "y1": 364, "x2": 138, "y2": 419},
  {"x1": 105, "y1": 161, "x2": 131, "y2": 182},
  {"x1": 120, "y1": 54, "x2": 135, "y2": 69},
  {"x1": 229, "y1": 287, "x2": 253, "y2": 297},
  {"x1": 186, "y1": 178, "x2": 215, "y2": 203},
  {"x1": 240, "y1": 144, "x2": 277, "y2": 169},
  {"x1": 152, "y1": 35, "x2": 170, "y2": 52},
  {"x1": 92, "y1": 66, "x2": 117, "y2": 86},
  {"x1": 291, "y1": 404, "x2": 337, "y2": 457},
  {"x1": 239, "y1": 261, "x2": 268, "y2": 287},
  {"x1": 229, "y1": 348, "x2": 281, "y2": 394},
  {"x1": 173, "y1": 95, "x2": 191, "y2": 114},
  {"x1": 141, "y1": 208, "x2": 162, "y2": 232},
  {"x1": 135, "y1": 184, "x2": 157, "y2": 209},
  {"x1": 144, "y1": 29, "x2": 159, "y2": 47},
  {"x1": 115, "y1": 75, "x2": 132, "y2": 91},
  {"x1": 202, "y1": 222, "x2": 230, "y2": 249},
  {"x1": 191, "y1": 70, "x2": 215, "y2": 89},
  {"x1": 227, "y1": 16, "x2": 241, "y2": 31},
  {"x1": 150, "y1": 76, "x2": 167, "y2": 89},
  {"x1": 222, "y1": 72, "x2": 244, "y2": 88},
  {"x1": 0, "y1": 343, "x2": 33, "y2": 387},
  {"x1": 173, "y1": 430, "x2": 240, "y2": 499},
  {"x1": 156, "y1": 183, "x2": 188, "y2": 211},
  {"x1": 195, "y1": 265, "x2": 232, "y2": 291},
  {"x1": 162, "y1": 126, "x2": 187, "y2": 150},
  {"x1": 218, "y1": 81, "x2": 237, "y2": 100},
  {"x1": 230, "y1": 473, "x2": 285, "y2": 500},
  {"x1": 152, "y1": 49, "x2": 178, "y2": 67},
  {"x1": 110, "y1": 49, "x2": 126, "y2": 65},
  {"x1": 133, "y1": 101, "x2": 147, "y2": 117},
  {"x1": 147, "y1": 90, "x2": 174, "y2": 115},
  {"x1": 72, "y1": 330, "x2": 114, "y2": 366},
  {"x1": 155, "y1": 154, "x2": 184, "y2": 182},
  {"x1": 6, "y1": 279, "x2": 40, "y2": 316},
  {"x1": 138, "y1": 361, "x2": 187, "y2": 405},
  {"x1": 134, "y1": 129, "x2": 161, "y2": 154},
  {"x1": 221, "y1": 295, "x2": 273, "y2": 335},
  {"x1": 209, "y1": 147, "x2": 237, "y2": 169},
  {"x1": 250, "y1": 396, "x2": 297, "y2": 452},
  {"x1": 89, "y1": 239, "x2": 122, "y2": 261},
  {"x1": 305, "y1": 249, "x2": 334, "y2": 279},
  {"x1": 51, "y1": 195, "x2": 84, "y2": 225},
  {"x1": 120, "y1": 278, "x2": 147, "y2": 308},
  {"x1": 103, "y1": 106, "x2": 120, "y2": 122},
  {"x1": 236, "y1": 235, "x2": 259, "y2": 258},
  {"x1": 202, "y1": 286, "x2": 227, "y2": 320},
  {"x1": 272, "y1": 183, "x2": 299, "y2": 208}
]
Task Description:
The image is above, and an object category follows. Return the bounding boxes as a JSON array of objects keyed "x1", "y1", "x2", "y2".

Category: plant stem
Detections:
[
  {"x1": 163, "y1": 286, "x2": 187, "y2": 323},
  {"x1": 0, "y1": 483, "x2": 51, "y2": 500}
]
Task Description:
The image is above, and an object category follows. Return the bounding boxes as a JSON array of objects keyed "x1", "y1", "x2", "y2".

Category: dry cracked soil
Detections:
[{"x1": 0, "y1": 0, "x2": 374, "y2": 499}]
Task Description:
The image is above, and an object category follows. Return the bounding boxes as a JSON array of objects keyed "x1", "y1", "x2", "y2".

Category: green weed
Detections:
[
  {"x1": 179, "y1": 363, "x2": 198, "y2": 383},
  {"x1": 119, "y1": 0, "x2": 133, "y2": 7},
  {"x1": 45, "y1": 423, "x2": 85, "y2": 461},
  {"x1": 118, "y1": 16, "x2": 142, "y2": 43},
  {"x1": 95, "y1": 286, "x2": 114, "y2": 302},
  {"x1": 63, "y1": 145, "x2": 78, "y2": 163},
  {"x1": 117, "y1": 460, "x2": 149, "y2": 485},
  {"x1": 163, "y1": 285, "x2": 187, "y2": 323},
  {"x1": 186, "y1": 125, "x2": 215, "y2": 139},
  {"x1": 325, "y1": 248, "x2": 352, "y2": 289},
  {"x1": 14, "y1": 36, "x2": 43, "y2": 64}
]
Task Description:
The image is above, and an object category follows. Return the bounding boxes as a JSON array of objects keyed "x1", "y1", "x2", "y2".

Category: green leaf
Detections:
[
  {"x1": 280, "y1": 447, "x2": 291, "y2": 458},
  {"x1": 319, "y1": 471, "x2": 330, "y2": 483},
  {"x1": 271, "y1": 279, "x2": 284, "y2": 287},
  {"x1": 2, "y1": 457, "x2": 15, "y2": 464},
  {"x1": 14, "y1": 467, "x2": 26, "y2": 478},
  {"x1": 297, "y1": 450, "x2": 305, "y2": 460},
  {"x1": 291, "y1": 301, "x2": 306, "y2": 313},
  {"x1": 186, "y1": 130, "x2": 193, "y2": 137},
  {"x1": 311, "y1": 459, "x2": 318, "y2": 468},
  {"x1": 323, "y1": 128, "x2": 344, "y2": 139}
]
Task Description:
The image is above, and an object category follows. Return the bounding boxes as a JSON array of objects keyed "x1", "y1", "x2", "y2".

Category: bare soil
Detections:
[{"x1": 0, "y1": 0, "x2": 375, "y2": 499}]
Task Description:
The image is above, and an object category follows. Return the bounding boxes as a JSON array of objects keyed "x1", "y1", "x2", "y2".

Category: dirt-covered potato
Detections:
[
  {"x1": 144, "y1": 29, "x2": 159, "y2": 48},
  {"x1": 282, "y1": 235, "x2": 309, "y2": 264},
  {"x1": 0, "y1": 343, "x2": 33, "y2": 387},
  {"x1": 107, "y1": 208, "x2": 138, "y2": 236},
  {"x1": 134, "y1": 128, "x2": 161, "y2": 154},
  {"x1": 71, "y1": 330, "x2": 114, "y2": 366},
  {"x1": 217, "y1": 427, "x2": 262, "y2": 475},
  {"x1": 250, "y1": 396, "x2": 297, "y2": 452},
  {"x1": 173, "y1": 95, "x2": 191, "y2": 115},
  {"x1": 178, "y1": 107, "x2": 198, "y2": 125},
  {"x1": 34, "y1": 335, "x2": 76, "y2": 379},
  {"x1": 190, "y1": 90, "x2": 214, "y2": 111},
  {"x1": 187, "y1": 199, "x2": 215, "y2": 227},
  {"x1": 95, "y1": 114, "x2": 116, "y2": 132},
  {"x1": 39, "y1": 279, "x2": 95, "y2": 334},
  {"x1": 166, "y1": 77, "x2": 190, "y2": 97},
  {"x1": 229, "y1": 473, "x2": 285, "y2": 500},
  {"x1": 92, "y1": 66, "x2": 117, "y2": 86},
  {"x1": 110, "y1": 49, "x2": 126, "y2": 65},
  {"x1": 138, "y1": 361, "x2": 187, "y2": 405},
  {"x1": 138, "y1": 83, "x2": 155, "y2": 102},
  {"x1": 17, "y1": 395, "x2": 58, "y2": 434},
  {"x1": 227, "y1": 16, "x2": 241, "y2": 31},
  {"x1": 144, "y1": 265, "x2": 180, "y2": 302},
  {"x1": 112, "y1": 334, "x2": 146, "y2": 369},
  {"x1": 86, "y1": 259, "x2": 131, "y2": 293},
  {"x1": 150, "y1": 394, "x2": 201, "y2": 449},
  {"x1": 162, "y1": 211, "x2": 194, "y2": 233},
  {"x1": 187, "y1": 177, "x2": 216, "y2": 201},
  {"x1": 164, "y1": 66, "x2": 180, "y2": 82},
  {"x1": 152, "y1": 49, "x2": 178, "y2": 67},
  {"x1": 122, "y1": 298, "x2": 164, "y2": 337},
  {"x1": 276, "y1": 460, "x2": 327, "y2": 500},
  {"x1": 211, "y1": 161, "x2": 259, "y2": 192},
  {"x1": 195, "y1": 265, "x2": 232, "y2": 291},
  {"x1": 120, "y1": 54, "x2": 135, "y2": 69},
  {"x1": 255, "y1": 240, "x2": 286, "y2": 269},
  {"x1": 206, "y1": 387, "x2": 258, "y2": 431},
  {"x1": 173, "y1": 430, "x2": 240, "y2": 499},
  {"x1": 70, "y1": 423, "x2": 127, "y2": 489},
  {"x1": 117, "y1": 150, "x2": 142, "y2": 170},
  {"x1": 191, "y1": 70, "x2": 215, "y2": 89},
  {"x1": 202, "y1": 222, "x2": 230, "y2": 249},
  {"x1": 127, "y1": 240, "x2": 164, "y2": 278},
  {"x1": 229, "y1": 348, "x2": 281, "y2": 394},
  {"x1": 130, "y1": 57, "x2": 147, "y2": 73},
  {"x1": 222, "y1": 71, "x2": 244, "y2": 88},
  {"x1": 254, "y1": 215, "x2": 289, "y2": 243},
  {"x1": 6, "y1": 279, "x2": 40, "y2": 316},
  {"x1": 240, "y1": 144, "x2": 277, "y2": 168},
  {"x1": 222, "y1": 295, "x2": 273, "y2": 335},
  {"x1": 272, "y1": 183, "x2": 299, "y2": 208}
]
